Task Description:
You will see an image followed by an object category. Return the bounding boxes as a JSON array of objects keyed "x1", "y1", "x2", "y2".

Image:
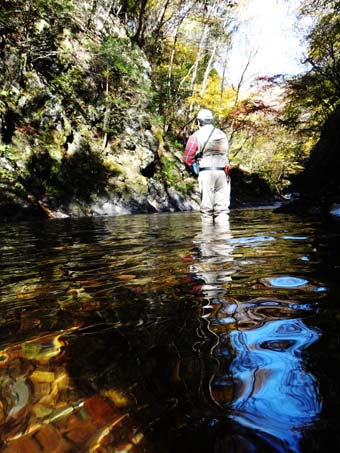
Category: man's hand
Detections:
[{"x1": 224, "y1": 165, "x2": 231, "y2": 176}]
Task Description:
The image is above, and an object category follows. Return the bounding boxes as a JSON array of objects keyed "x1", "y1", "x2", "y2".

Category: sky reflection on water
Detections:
[
  {"x1": 192, "y1": 216, "x2": 324, "y2": 452},
  {"x1": 230, "y1": 319, "x2": 321, "y2": 452}
]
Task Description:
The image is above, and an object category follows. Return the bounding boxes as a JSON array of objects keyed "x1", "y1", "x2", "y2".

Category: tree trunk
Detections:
[
  {"x1": 102, "y1": 68, "x2": 110, "y2": 150},
  {"x1": 86, "y1": 0, "x2": 98, "y2": 30},
  {"x1": 200, "y1": 38, "x2": 219, "y2": 96},
  {"x1": 134, "y1": 0, "x2": 148, "y2": 46}
]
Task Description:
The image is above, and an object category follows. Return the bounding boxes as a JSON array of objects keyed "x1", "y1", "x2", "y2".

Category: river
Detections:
[{"x1": 0, "y1": 208, "x2": 339, "y2": 452}]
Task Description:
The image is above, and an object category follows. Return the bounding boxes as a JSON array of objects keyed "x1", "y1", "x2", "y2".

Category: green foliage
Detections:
[
  {"x1": 186, "y1": 73, "x2": 236, "y2": 119},
  {"x1": 86, "y1": 37, "x2": 156, "y2": 138},
  {"x1": 283, "y1": 1, "x2": 340, "y2": 136},
  {"x1": 161, "y1": 154, "x2": 179, "y2": 185},
  {"x1": 91, "y1": 37, "x2": 141, "y2": 81}
]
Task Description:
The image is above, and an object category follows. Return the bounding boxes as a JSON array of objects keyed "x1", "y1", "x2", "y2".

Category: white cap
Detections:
[{"x1": 197, "y1": 109, "x2": 213, "y2": 121}]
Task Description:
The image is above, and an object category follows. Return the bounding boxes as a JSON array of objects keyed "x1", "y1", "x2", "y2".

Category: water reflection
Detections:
[
  {"x1": 192, "y1": 218, "x2": 323, "y2": 452},
  {"x1": 230, "y1": 319, "x2": 321, "y2": 452},
  {"x1": 191, "y1": 220, "x2": 234, "y2": 297},
  {"x1": 0, "y1": 210, "x2": 334, "y2": 452}
]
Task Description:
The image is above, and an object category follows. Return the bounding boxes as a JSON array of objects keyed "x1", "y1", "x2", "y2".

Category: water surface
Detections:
[{"x1": 0, "y1": 209, "x2": 339, "y2": 452}]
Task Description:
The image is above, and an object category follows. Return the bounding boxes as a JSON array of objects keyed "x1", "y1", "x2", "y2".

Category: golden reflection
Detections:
[{"x1": 0, "y1": 323, "x2": 149, "y2": 452}]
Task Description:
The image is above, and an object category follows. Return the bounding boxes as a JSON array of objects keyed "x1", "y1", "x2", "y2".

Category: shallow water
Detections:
[{"x1": 0, "y1": 209, "x2": 340, "y2": 452}]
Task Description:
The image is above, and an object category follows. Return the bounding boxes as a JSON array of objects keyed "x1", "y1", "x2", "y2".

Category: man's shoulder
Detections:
[
  {"x1": 187, "y1": 133, "x2": 198, "y2": 142},
  {"x1": 213, "y1": 127, "x2": 227, "y2": 138}
]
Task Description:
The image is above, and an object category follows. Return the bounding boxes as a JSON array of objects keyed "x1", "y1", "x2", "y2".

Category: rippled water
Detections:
[{"x1": 0, "y1": 209, "x2": 340, "y2": 452}]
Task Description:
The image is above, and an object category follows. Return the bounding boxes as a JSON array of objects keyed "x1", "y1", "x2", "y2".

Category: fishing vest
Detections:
[{"x1": 195, "y1": 124, "x2": 228, "y2": 156}]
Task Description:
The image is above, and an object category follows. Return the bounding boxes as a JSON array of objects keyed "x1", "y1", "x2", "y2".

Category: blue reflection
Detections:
[
  {"x1": 231, "y1": 235, "x2": 276, "y2": 245},
  {"x1": 230, "y1": 319, "x2": 322, "y2": 452},
  {"x1": 282, "y1": 235, "x2": 309, "y2": 240},
  {"x1": 260, "y1": 276, "x2": 328, "y2": 293},
  {"x1": 194, "y1": 221, "x2": 322, "y2": 452},
  {"x1": 265, "y1": 276, "x2": 309, "y2": 288},
  {"x1": 300, "y1": 256, "x2": 311, "y2": 261}
]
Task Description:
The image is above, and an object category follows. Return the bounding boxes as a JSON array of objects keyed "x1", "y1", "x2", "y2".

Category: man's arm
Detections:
[{"x1": 182, "y1": 135, "x2": 198, "y2": 170}]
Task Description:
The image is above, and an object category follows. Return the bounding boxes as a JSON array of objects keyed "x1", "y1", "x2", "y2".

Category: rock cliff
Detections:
[
  {"x1": 0, "y1": 9, "x2": 200, "y2": 221},
  {"x1": 278, "y1": 105, "x2": 340, "y2": 215}
]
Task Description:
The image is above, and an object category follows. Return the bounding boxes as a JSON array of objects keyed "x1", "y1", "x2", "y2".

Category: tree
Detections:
[{"x1": 283, "y1": 0, "x2": 340, "y2": 138}]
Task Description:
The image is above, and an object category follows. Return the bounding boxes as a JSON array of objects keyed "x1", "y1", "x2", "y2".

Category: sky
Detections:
[{"x1": 227, "y1": 0, "x2": 308, "y2": 87}]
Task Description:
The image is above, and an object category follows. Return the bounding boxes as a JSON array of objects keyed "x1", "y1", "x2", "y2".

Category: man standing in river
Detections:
[{"x1": 183, "y1": 109, "x2": 231, "y2": 224}]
